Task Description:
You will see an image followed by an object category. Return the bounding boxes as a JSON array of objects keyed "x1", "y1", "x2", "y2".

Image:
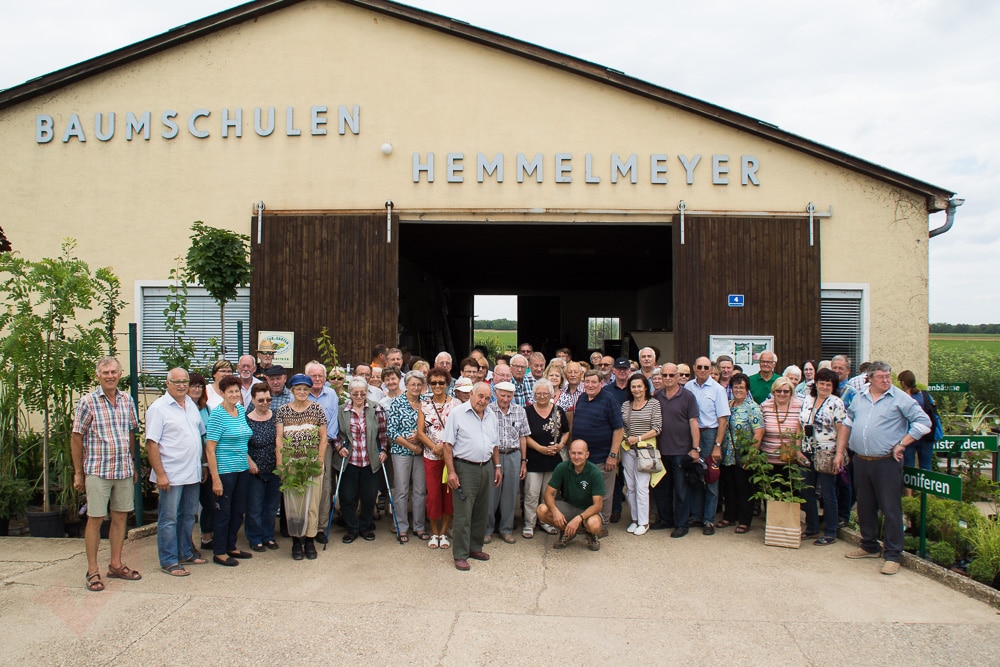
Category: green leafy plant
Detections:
[
  {"x1": 316, "y1": 327, "x2": 349, "y2": 403},
  {"x1": 902, "y1": 494, "x2": 983, "y2": 560},
  {"x1": 928, "y1": 540, "x2": 957, "y2": 568},
  {"x1": 277, "y1": 455, "x2": 324, "y2": 494},
  {"x1": 156, "y1": 258, "x2": 199, "y2": 376},
  {"x1": 0, "y1": 477, "x2": 32, "y2": 520},
  {"x1": 739, "y1": 428, "x2": 807, "y2": 503},
  {"x1": 185, "y1": 221, "x2": 251, "y2": 357},
  {"x1": 967, "y1": 519, "x2": 1000, "y2": 585}
]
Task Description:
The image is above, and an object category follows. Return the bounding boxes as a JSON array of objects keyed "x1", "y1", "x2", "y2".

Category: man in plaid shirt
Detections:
[
  {"x1": 509, "y1": 354, "x2": 535, "y2": 407},
  {"x1": 485, "y1": 381, "x2": 529, "y2": 543},
  {"x1": 71, "y1": 356, "x2": 141, "y2": 591}
]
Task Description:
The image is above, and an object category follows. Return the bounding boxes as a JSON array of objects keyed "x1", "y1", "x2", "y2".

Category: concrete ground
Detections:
[{"x1": 2, "y1": 514, "x2": 1000, "y2": 666}]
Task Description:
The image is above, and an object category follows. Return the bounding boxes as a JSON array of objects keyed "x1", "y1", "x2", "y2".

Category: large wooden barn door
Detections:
[
  {"x1": 250, "y1": 213, "x2": 398, "y2": 371},
  {"x1": 672, "y1": 216, "x2": 820, "y2": 366}
]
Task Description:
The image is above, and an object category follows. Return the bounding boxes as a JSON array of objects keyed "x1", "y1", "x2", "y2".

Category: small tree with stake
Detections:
[{"x1": 184, "y1": 221, "x2": 252, "y2": 358}]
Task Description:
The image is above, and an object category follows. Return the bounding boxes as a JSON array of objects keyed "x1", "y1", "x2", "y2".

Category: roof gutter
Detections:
[{"x1": 929, "y1": 197, "x2": 965, "y2": 238}]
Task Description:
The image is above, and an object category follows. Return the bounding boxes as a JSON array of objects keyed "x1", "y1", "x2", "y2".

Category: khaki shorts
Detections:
[{"x1": 85, "y1": 475, "x2": 133, "y2": 517}]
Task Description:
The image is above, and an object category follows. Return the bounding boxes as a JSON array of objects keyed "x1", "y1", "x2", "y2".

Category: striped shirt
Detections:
[
  {"x1": 489, "y1": 401, "x2": 530, "y2": 453},
  {"x1": 72, "y1": 388, "x2": 139, "y2": 479},
  {"x1": 205, "y1": 404, "x2": 252, "y2": 474}
]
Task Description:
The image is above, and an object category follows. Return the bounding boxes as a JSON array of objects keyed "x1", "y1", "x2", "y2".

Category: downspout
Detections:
[{"x1": 929, "y1": 197, "x2": 964, "y2": 238}]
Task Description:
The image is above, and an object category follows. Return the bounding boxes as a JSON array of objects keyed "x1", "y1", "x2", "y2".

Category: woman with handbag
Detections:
[
  {"x1": 720, "y1": 373, "x2": 764, "y2": 533},
  {"x1": 798, "y1": 368, "x2": 846, "y2": 545},
  {"x1": 621, "y1": 373, "x2": 662, "y2": 536},
  {"x1": 523, "y1": 379, "x2": 569, "y2": 538}
]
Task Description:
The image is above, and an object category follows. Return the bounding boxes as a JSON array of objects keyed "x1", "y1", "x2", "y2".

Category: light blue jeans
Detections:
[
  {"x1": 689, "y1": 428, "x2": 720, "y2": 524},
  {"x1": 157, "y1": 482, "x2": 200, "y2": 567}
]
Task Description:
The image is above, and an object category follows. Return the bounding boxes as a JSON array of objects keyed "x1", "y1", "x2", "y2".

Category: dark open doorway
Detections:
[{"x1": 397, "y1": 221, "x2": 672, "y2": 362}]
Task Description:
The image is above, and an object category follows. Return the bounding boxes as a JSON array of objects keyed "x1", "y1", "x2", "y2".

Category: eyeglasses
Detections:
[
  {"x1": 519, "y1": 349, "x2": 532, "y2": 355},
  {"x1": 695, "y1": 365, "x2": 710, "y2": 370},
  {"x1": 308, "y1": 374, "x2": 326, "y2": 379},
  {"x1": 678, "y1": 373, "x2": 690, "y2": 377},
  {"x1": 664, "y1": 373, "x2": 677, "y2": 378},
  {"x1": 759, "y1": 359, "x2": 776, "y2": 365},
  {"x1": 598, "y1": 363, "x2": 611, "y2": 368},
  {"x1": 350, "y1": 391, "x2": 367, "y2": 397},
  {"x1": 429, "y1": 380, "x2": 447, "y2": 386},
  {"x1": 773, "y1": 389, "x2": 791, "y2": 395},
  {"x1": 167, "y1": 379, "x2": 190, "y2": 385},
  {"x1": 511, "y1": 364, "x2": 527, "y2": 369},
  {"x1": 256, "y1": 397, "x2": 272, "y2": 403}
]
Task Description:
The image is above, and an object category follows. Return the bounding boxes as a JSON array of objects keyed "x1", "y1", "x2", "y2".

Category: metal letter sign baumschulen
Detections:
[
  {"x1": 903, "y1": 467, "x2": 962, "y2": 501},
  {"x1": 932, "y1": 435, "x2": 999, "y2": 453},
  {"x1": 728, "y1": 294, "x2": 744, "y2": 308}
]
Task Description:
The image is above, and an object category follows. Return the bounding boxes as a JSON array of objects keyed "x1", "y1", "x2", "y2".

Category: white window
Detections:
[
  {"x1": 587, "y1": 316, "x2": 621, "y2": 350},
  {"x1": 821, "y1": 287, "x2": 867, "y2": 371},
  {"x1": 138, "y1": 283, "x2": 250, "y2": 376}
]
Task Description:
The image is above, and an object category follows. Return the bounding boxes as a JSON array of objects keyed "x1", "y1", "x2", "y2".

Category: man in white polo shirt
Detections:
[
  {"x1": 443, "y1": 382, "x2": 501, "y2": 571},
  {"x1": 146, "y1": 367, "x2": 207, "y2": 577}
]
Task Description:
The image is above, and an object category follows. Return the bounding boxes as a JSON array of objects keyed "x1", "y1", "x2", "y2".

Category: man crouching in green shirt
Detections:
[{"x1": 537, "y1": 439, "x2": 606, "y2": 551}]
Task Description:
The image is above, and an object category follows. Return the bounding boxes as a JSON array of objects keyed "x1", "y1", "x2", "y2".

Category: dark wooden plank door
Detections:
[
  {"x1": 250, "y1": 213, "x2": 398, "y2": 371},
  {"x1": 672, "y1": 216, "x2": 821, "y2": 367}
]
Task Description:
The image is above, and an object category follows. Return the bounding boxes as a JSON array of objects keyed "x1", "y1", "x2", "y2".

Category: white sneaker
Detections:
[
  {"x1": 626, "y1": 522, "x2": 638, "y2": 533},
  {"x1": 633, "y1": 524, "x2": 649, "y2": 536}
]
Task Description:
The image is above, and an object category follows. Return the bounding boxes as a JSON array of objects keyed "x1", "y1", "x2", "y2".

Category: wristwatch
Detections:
[{"x1": 609, "y1": 452, "x2": 618, "y2": 459}]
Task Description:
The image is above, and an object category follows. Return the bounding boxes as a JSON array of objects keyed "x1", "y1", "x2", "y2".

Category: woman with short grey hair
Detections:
[
  {"x1": 523, "y1": 379, "x2": 569, "y2": 538},
  {"x1": 386, "y1": 370, "x2": 428, "y2": 543}
]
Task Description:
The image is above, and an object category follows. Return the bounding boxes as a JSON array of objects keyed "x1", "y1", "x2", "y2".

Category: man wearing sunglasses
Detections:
[{"x1": 684, "y1": 357, "x2": 730, "y2": 535}]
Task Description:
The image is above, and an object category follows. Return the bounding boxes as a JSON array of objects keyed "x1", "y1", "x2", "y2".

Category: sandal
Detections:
[
  {"x1": 427, "y1": 535, "x2": 440, "y2": 549},
  {"x1": 415, "y1": 531, "x2": 431, "y2": 541},
  {"x1": 181, "y1": 555, "x2": 207, "y2": 565},
  {"x1": 438, "y1": 535, "x2": 451, "y2": 549},
  {"x1": 735, "y1": 525, "x2": 750, "y2": 534},
  {"x1": 161, "y1": 564, "x2": 190, "y2": 577},
  {"x1": 85, "y1": 571, "x2": 105, "y2": 592},
  {"x1": 107, "y1": 564, "x2": 142, "y2": 581},
  {"x1": 716, "y1": 520, "x2": 733, "y2": 528},
  {"x1": 399, "y1": 534, "x2": 409, "y2": 543}
]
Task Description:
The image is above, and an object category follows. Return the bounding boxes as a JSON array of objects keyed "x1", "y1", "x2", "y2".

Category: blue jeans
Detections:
[
  {"x1": 801, "y1": 466, "x2": 838, "y2": 538},
  {"x1": 213, "y1": 470, "x2": 249, "y2": 556},
  {"x1": 157, "y1": 482, "x2": 200, "y2": 567},
  {"x1": 245, "y1": 471, "x2": 281, "y2": 545},
  {"x1": 689, "y1": 428, "x2": 719, "y2": 524},
  {"x1": 903, "y1": 440, "x2": 934, "y2": 470},
  {"x1": 652, "y1": 454, "x2": 691, "y2": 527}
]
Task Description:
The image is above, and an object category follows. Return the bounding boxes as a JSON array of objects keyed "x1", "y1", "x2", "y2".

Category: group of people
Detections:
[{"x1": 70, "y1": 341, "x2": 934, "y2": 588}]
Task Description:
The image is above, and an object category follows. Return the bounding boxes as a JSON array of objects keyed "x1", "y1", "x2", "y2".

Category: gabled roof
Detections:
[{"x1": 0, "y1": 0, "x2": 953, "y2": 209}]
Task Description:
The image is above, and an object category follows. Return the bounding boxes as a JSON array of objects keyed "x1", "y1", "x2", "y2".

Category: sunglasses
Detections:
[
  {"x1": 678, "y1": 372, "x2": 690, "y2": 377},
  {"x1": 429, "y1": 381, "x2": 447, "y2": 386},
  {"x1": 695, "y1": 365, "x2": 710, "y2": 370},
  {"x1": 773, "y1": 389, "x2": 791, "y2": 395}
]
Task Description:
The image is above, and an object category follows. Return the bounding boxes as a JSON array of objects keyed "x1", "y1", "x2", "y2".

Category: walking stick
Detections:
[
  {"x1": 323, "y1": 455, "x2": 347, "y2": 551},
  {"x1": 381, "y1": 460, "x2": 403, "y2": 543}
]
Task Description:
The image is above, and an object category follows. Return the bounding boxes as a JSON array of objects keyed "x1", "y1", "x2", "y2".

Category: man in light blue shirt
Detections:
[
  {"x1": 684, "y1": 356, "x2": 731, "y2": 534},
  {"x1": 835, "y1": 360, "x2": 930, "y2": 574}
]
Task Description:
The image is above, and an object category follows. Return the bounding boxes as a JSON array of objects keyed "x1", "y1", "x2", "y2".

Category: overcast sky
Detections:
[{"x1": 2, "y1": 0, "x2": 995, "y2": 323}]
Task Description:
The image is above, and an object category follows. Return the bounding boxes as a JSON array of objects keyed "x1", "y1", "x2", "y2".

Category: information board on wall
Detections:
[
  {"x1": 708, "y1": 335, "x2": 774, "y2": 377},
  {"x1": 258, "y1": 331, "x2": 294, "y2": 367}
]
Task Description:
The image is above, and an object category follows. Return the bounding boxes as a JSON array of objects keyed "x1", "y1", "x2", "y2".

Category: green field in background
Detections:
[
  {"x1": 930, "y1": 334, "x2": 1000, "y2": 354},
  {"x1": 474, "y1": 329, "x2": 517, "y2": 351}
]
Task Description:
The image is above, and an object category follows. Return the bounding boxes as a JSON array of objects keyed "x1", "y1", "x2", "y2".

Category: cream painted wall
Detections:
[{"x1": 0, "y1": 0, "x2": 930, "y2": 377}]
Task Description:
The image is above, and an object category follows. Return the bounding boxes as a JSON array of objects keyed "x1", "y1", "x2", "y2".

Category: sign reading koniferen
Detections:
[
  {"x1": 932, "y1": 435, "x2": 999, "y2": 453},
  {"x1": 903, "y1": 467, "x2": 962, "y2": 501}
]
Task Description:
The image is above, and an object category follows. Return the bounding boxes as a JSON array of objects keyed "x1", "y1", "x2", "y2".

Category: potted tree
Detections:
[
  {"x1": 0, "y1": 241, "x2": 121, "y2": 536},
  {"x1": 738, "y1": 429, "x2": 808, "y2": 548}
]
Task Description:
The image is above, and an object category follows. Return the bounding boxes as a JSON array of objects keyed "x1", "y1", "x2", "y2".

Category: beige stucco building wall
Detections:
[{"x1": 0, "y1": 0, "x2": 932, "y2": 376}]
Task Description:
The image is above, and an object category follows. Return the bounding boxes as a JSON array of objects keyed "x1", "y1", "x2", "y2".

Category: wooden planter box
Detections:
[{"x1": 764, "y1": 499, "x2": 802, "y2": 549}]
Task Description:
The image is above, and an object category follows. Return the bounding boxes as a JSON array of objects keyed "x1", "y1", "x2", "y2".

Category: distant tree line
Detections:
[
  {"x1": 930, "y1": 323, "x2": 1000, "y2": 334},
  {"x1": 474, "y1": 318, "x2": 517, "y2": 330}
]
